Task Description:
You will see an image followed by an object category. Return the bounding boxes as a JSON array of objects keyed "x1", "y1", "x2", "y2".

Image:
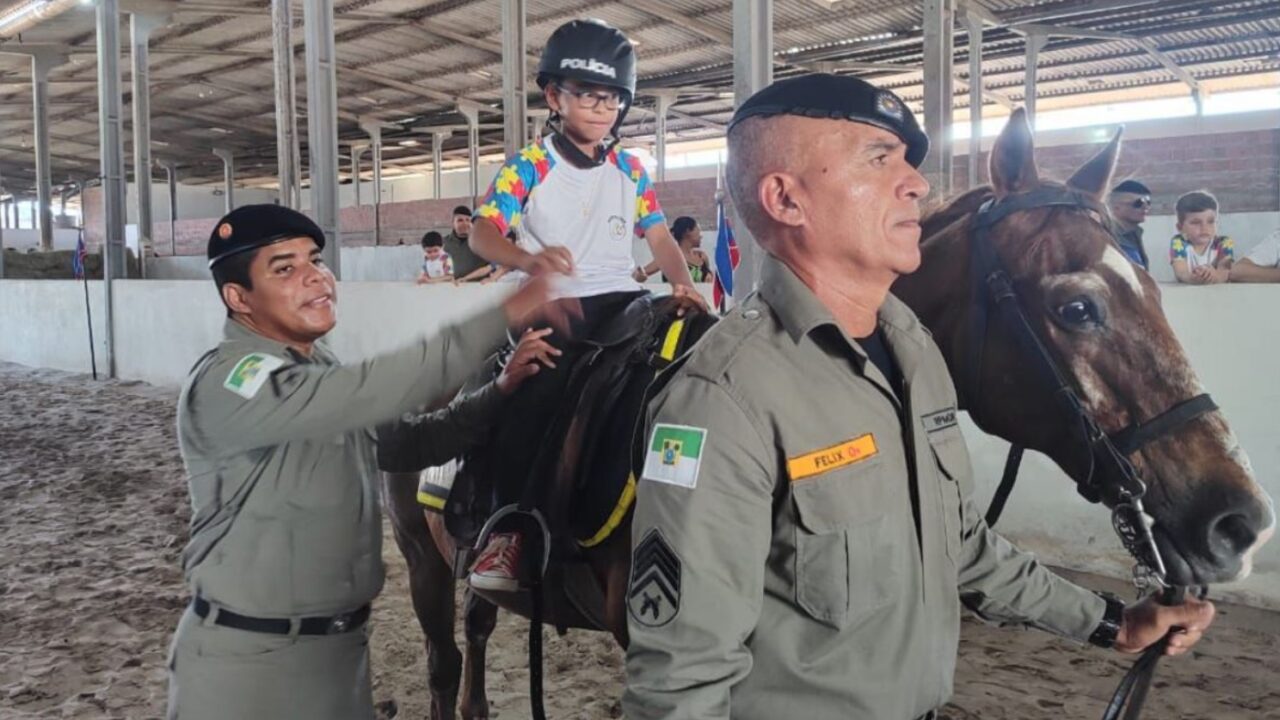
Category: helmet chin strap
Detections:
[{"x1": 545, "y1": 112, "x2": 622, "y2": 168}]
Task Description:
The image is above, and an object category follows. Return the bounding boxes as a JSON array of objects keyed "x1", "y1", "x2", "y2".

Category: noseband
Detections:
[{"x1": 966, "y1": 185, "x2": 1217, "y2": 588}]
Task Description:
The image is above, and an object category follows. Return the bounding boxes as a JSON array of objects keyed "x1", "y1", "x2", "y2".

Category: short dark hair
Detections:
[
  {"x1": 211, "y1": 246, "x2": 258, "y2": 317},
  {"x1": 1112, "y1": 179, "x2": 1151, "y2": 195},
  {"x1": 422, "y1": 231, "x2": 444, "y2": 248},
  {"x1": 671, "y1": 216, "x2": 698, "y2": 242},
  {"x1": 1175, "y1": 190, "x2": 1218, "y2": 222},
  {"x1": 452, "y1": 205, "x2": 472, "y2": 217}
]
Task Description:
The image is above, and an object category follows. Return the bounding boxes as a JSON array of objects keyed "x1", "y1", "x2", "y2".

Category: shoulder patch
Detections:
[
  {"x1": 641, "y1": 424, "x2": 706, "y2": 489},
  {"x1": 628, "y1": 529, "x2": 681, "y2": 627},
  {"x1": 222, "y1": 353, "x2": 286, "y2": 399}
]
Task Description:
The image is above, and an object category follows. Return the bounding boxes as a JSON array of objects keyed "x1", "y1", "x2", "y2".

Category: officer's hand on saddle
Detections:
[
  {"x1": 520, "y1": 246, "x2": 575, "y2": 277},
  {"x1": 496, "y1": 328, "x2": 562, "y2": 395},
  {"x1": 1114, "y1": 593, "x2": 1215, "y2": 656},
  {"x1": 500, "y1": 274, "x2": 582, "y2": 337},
  {"x1": 671, "y1": 283, "x2": 709, "y2": 317}
]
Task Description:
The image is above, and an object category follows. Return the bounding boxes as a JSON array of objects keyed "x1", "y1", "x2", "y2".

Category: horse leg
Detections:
[
  {"x1": 382, "y1": 472, "x2": 463, "y2": 720},
  {"x1": 458, "y1": 589, "x2": 499, "y2": 720}
]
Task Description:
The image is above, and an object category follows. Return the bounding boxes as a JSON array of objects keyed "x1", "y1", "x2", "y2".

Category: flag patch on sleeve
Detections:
[
  {"x1": 640, "y1": 423, "x2": 706, "y2": 489},
  {"x1": 223, "y1": 353, "x2": 286, "y2": 399}
]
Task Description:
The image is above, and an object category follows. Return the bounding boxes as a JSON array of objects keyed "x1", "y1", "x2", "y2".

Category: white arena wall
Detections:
[{"x1": 1, "y1": 279, "x2": 1278, "y2": 609}]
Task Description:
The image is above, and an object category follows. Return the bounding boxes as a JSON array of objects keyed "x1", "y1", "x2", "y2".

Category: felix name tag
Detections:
[{"x1": 787, "y1": 433, "x2": 879, "y2": 482}]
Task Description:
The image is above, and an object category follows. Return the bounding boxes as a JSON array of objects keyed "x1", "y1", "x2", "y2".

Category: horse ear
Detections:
[
  {"x1": 989, "y1": 107, "x2": 1038, "y2": 198},
  {"x1": 1067, "y1": 126, "x2": 1123, "y2": 199}
]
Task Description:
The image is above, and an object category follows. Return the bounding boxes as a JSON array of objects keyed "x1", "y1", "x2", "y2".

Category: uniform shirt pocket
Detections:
[
  {"x1": 927, "y1": 427, "x2": 974, "y2": 563},
  {"x1": 790, "y1": 457, "x2": 900, "y2": 629}
]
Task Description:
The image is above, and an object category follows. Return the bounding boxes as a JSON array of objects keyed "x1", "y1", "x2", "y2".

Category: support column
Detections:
[
  {"x1": 459, "y1": 104, "x2": 481, "y2": 203},
  {"x1": 653, "y1": 92, "x2": 676, "y2": 183},
  {"x1": 1024, "y1": 32, "x2": 1047, "y2": 128},
  {"x1": 431, "y1": 130, "x2": 450, "y2": 200},
  {"x1": 349, "y1": 143, "x2": 366, "y2": 206},
  {"x1": 731, "y1": 0, "x2": 772, "y2": 302},
  {"x1": 131, "y1": 14, "x2": 166, "y2": 273},
  {"x1": 501, "y1": 0, "x2": 527, "y2": 158},
  {"x1": 966, "y1": 11, "x2": 984, "y2": 189},
  {"x1": 31, "y1": 52, "x2": 65, "y2": 252},
  {"x1": 940, "y1": 0, "x2": 955, "y2": 196},
  {"x1": 98, "y1": 0, "x2": 127, "y2": 376},
  {"x1": 213, "y1": 149, "x2": 235, "y2": 213},
  {"x1": 162, "y1": 160, "x2": 177, "y2": 255},
  {"x1": 359, "y1": 121, "x2": 383, "y2": 245},
  {"x1": 0, "y1": 169, "x2": 5, "y2": 279},
  {"x1": 272, "y1": 0, "x2": 302, "y2": 209},
  {"x1": 922, "y1": 0, "x2": 954, "y2": 196},
  {"x1": 304, "y1": 0, "x2": 341, "y2": 277}
]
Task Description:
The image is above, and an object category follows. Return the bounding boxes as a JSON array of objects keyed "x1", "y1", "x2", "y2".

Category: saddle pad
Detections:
[{"x1": 574, "y1": 317, "x2": 691, "y2": 547}]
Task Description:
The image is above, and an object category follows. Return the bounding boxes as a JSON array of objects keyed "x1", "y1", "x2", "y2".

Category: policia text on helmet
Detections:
[{"x1": 537, "y1": 19, "x2": 637, "y2": 169}]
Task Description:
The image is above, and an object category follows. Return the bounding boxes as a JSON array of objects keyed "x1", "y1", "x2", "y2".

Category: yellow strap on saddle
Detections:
[
  {"x1": 580, "y1": 473, "x2": 637, "y2": 548},
  {"x1": 660, "y1": 318, "x2": 686, "y2": 361},
  {"x1": 579, "y1": 317, "x2": 686, "y2": 548}
]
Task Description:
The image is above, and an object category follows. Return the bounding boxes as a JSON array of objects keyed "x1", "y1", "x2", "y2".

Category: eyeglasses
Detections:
[
  {"x1": 1130, "y1": 197, "x2": 1152, "y2": 209},
  {"x1": 555, "y1": 84, "x2": 624, "y2": 111}
]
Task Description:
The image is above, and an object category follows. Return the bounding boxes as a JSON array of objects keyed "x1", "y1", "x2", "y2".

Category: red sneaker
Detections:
[{"x1": 468, "y1": 532, "x2": 523, "y2": 592}]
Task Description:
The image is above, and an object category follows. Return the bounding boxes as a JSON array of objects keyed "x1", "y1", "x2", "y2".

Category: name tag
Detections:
[
  {"x1": 922, "y1": 407, "x2": 958, "y2": 433},
  {"x1": 787, "y1": 434, "x2": 878, "y2": 482}
]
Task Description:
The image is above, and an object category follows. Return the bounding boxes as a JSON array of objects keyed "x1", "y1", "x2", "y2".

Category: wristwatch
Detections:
[{"x1": 1088, "y1": 591, "x2": 1126, "y2": 648}]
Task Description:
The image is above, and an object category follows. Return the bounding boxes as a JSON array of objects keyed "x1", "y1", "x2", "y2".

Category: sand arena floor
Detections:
[{"x1": 1, "y1": 361, "x2": 1277, "y2": 719}]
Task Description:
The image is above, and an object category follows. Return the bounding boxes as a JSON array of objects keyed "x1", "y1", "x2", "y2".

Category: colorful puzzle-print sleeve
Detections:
[
  {"x1": 621, "y1": 151, "x2": 666, "y2": 237},
  {"x1": 474, "y1": 142, "x2": 551, "y2": 236},
  {"x1": 1169, "y1": 235, "x2": 1188, "y2": 262},
  {"x1": 1219, "y1": 236, "x2": 1235, "y2": 260}
]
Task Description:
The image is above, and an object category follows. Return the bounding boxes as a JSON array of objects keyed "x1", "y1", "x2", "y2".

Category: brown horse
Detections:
[{"x1": 383, "y1": 109, "x2": 1275, "y2": 720}]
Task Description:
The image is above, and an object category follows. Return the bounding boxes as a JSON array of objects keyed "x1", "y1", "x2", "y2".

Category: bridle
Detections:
[{"x1": 965, "y1": 185, "x2": 1217, "y2": 719}]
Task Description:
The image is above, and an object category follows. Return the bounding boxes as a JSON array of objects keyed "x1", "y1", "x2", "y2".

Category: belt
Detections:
[{"x1": 193, "y1": 596, "x2": 371, "y2": 636}]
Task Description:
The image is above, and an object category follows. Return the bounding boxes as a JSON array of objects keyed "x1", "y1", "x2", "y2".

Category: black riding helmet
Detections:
[{"x1": 536, "y1": 19, "x2": 637, "y2": 164}]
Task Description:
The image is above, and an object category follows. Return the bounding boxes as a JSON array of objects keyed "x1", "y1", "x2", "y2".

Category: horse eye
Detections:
[{"x1": 1057, "y1": 299, "x2": 1095, "y2": 326}]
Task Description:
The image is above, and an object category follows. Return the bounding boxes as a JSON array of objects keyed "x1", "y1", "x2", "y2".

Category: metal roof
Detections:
[{"x1": 0, "y1": 0, "x2": 1275, "y2": 193}]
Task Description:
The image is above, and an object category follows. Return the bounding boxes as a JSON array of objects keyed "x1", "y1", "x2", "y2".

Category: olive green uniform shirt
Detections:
[
  {"x1": 176, "y1": 306, "x2": 507, "y2": 617},
  {"x1": 624, "y1": 255, "x2": 1106, "y2": 720}
]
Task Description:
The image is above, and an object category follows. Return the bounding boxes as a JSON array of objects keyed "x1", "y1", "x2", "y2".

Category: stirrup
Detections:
[{"x1": 474, "y1": 504, "x2": 552, "y2": 579}]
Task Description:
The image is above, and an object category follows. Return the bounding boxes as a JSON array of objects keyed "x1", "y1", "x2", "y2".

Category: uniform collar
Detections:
[
  {"x1": 223, "y1": 318, "x2": 334, "y2": 365},
  {"x1": 758, "y1": 253, "x2": 927, "y2": 351},
  {"x1": 758, "y1": 253, "x2": 931, "y2": 402}
]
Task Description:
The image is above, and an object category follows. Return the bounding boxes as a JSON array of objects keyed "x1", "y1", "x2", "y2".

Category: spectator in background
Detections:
[
  {"x1": 633, "y1": 216, "x2": 713, "y2": 283},
  {"x1": 444, "y1": 205, "x2": 491, "y2": 282},
  {"x1": 416, "y1": 231, "x2": 454, "y2": 284},
  {"x1": 1230, "y1": 228, "x2": 1280, "y2": 283},
  {"x1": 1170, "y1": 190, "x2": 1234, "y2": 285},
  {"x1": 1108, "y1": 179, "x2": 1152, "y2": 269}
]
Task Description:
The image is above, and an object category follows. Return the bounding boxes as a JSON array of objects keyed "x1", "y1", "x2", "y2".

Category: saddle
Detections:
[{"x1": 443, "y1": 293, "x2": 711, "y2": 629}]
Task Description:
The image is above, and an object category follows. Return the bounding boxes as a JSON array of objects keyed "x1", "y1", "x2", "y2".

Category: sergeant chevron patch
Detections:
[{"x1": 628, "y1": 529, "x2": 681, "y2": 628}]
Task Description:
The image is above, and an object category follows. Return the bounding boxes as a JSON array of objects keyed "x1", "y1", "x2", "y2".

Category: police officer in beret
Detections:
[
  {"x1": 165, "y1": 204, "x2": 569, "y2": 720},
  {"x1": 623, "y1": 75, "x2": 1214, "y2": 720}
]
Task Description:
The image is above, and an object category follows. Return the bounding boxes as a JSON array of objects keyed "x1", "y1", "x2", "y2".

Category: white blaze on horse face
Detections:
[{"x1": 1097, "y1": 247, "x2": 1144, "y2": 298}]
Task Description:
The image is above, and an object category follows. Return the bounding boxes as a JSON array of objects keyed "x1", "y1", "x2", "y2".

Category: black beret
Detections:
[
  {"x1": 207, "y1": 204, "x2": 327, "y2": 268},
  {"x1": 1112, "y1": 179, "x2": 1151, "y2": 195},
  {"x1": 728, "y1": 73, "x2": 930, "y2": 168}
]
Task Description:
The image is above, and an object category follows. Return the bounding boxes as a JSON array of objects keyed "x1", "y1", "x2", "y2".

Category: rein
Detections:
[{"x1": 965, "y1": 186, "x2": 1216, "y2": 719}]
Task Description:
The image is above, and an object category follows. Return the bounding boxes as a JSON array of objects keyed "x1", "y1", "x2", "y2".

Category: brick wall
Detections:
[
  {"x1": 953, "y1": 128, "x2": 1280, "y2": 215},
  {"x1": 81, "y1": 127, "x2": 1277, "y2": 256}
]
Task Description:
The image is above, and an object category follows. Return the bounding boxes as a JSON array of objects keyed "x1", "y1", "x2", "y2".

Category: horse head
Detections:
[{"x1": 894, "y1": 108, "x2": 1274, "y2": 586}]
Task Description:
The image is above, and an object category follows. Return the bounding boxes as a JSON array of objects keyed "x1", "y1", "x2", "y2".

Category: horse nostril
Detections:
[{"x1": 1207, "y1": 512, "x2": 1259, "y2": 559}]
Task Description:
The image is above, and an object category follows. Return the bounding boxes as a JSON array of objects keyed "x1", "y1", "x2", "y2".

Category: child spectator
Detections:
[
  {"x1": 416, "y1": 231, "x2": 454, "y2": 284},
  {"x1": 1170, "y1": 190, "x2": 1234, "y2": 285}
]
